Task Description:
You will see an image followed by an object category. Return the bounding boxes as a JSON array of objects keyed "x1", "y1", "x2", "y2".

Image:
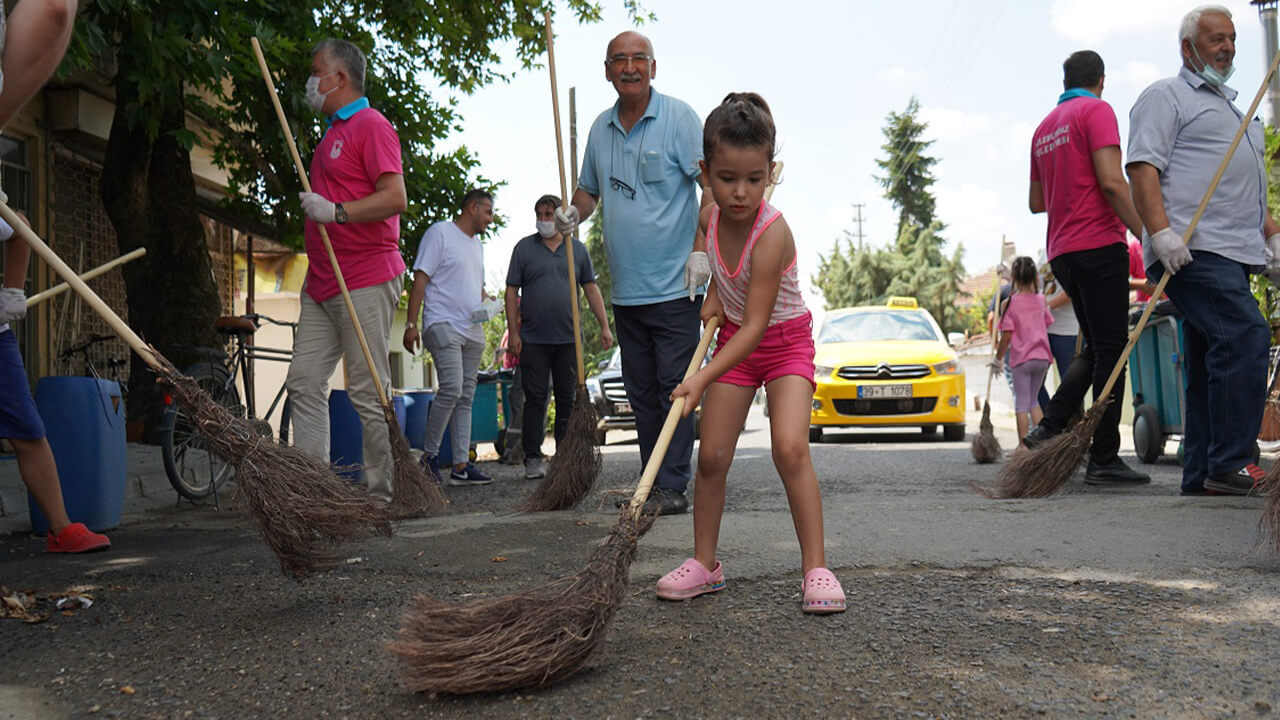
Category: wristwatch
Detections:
[
  {"x1": 405, "y1": 322, "x2": 417, "y2": 330},
  {"x1": 334, "y1": 202, "x2": 348, "y2": 224}
]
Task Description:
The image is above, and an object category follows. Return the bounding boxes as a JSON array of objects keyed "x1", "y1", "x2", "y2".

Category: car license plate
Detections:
[
  {"x1": 614, "y1": 402, "x2": 631, "y2": 414},
  {"x1": 857, "y1": 384, "x2": 912, "y2": 399}
]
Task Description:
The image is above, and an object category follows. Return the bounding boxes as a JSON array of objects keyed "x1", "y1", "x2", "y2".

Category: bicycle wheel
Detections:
[{"x1": 161, "y1": 362, "x2": 241, "y2": 500}]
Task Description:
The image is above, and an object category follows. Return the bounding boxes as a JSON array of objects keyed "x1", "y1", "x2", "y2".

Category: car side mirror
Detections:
[{"x1": 597, "y1": 359, "x2": 609, "y2": 370}]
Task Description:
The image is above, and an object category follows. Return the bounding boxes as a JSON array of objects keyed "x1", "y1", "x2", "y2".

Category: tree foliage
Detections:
[
  {"x1": 875, "y1": 97, "x2": 942, "y2": 243},
  {"x1": 813, "y1": 97, "x2": 966, "y2": 333}
]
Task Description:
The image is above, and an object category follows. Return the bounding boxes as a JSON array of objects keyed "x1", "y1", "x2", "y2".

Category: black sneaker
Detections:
[
  {"x1": 615, "y1": 487, "x2": 689, "y2": 516},
  {"x1": 447, "y1": 463, "x2": 493, "y2": 486},
  {"x1": 1083, "y1": 457, "x2": 1151, "y2": 485},
  {"x1": 1022, "y1": 423, "x2": 1059, "y2": 449},
  {"x1": 1204, "y1": 464, "x2": 1267, "y2": 496}
]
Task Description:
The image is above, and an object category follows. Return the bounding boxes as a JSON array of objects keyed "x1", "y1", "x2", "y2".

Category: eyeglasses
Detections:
[
  {"x1": 607, "y1": 53, "x2": 652, "y2": 69},
  {"x1": 609, "y1": 176, "x2": 636, "y2": 200}
]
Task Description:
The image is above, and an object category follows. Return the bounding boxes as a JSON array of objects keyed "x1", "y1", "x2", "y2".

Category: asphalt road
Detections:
[{"x1": 3, "y1": 379, "x2": 1279, "y2": 719}]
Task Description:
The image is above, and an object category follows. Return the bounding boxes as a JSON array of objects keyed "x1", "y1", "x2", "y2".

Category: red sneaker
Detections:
[{"x1": 45, "y1": 522, "x2": 111, "y2": 553}]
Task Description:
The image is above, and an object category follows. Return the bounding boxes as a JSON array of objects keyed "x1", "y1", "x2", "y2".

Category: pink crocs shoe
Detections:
[
  {"x1": 656, "y1": 558, "x2": 725, "y2": 600},
  {"x1": 802, "y1": 567, "x2": 846, "y2": 614}
]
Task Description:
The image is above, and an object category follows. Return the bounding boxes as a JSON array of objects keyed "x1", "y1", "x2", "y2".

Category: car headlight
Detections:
[
  {"x1": 814, "y1": 364, "x2": 835, "y2": 379},
  {"x1": 932, "y1": 359, "x2": 960, "y2": 375}
]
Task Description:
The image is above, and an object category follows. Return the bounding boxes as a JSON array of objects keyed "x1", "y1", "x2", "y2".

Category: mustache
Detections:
[{"x1": 617, "y1": 72, "x2": 644, "y2": 81}]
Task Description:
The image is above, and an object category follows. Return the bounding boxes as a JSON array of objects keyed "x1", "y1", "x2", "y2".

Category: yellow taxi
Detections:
[{"x1": 809, "y1": 297, "x2": 966, "y2": 442}]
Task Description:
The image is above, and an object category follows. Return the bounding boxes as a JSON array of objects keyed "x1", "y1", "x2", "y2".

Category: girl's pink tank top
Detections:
[{"x1": 708, "y1": 200, "x2": 807, "y2": 326}]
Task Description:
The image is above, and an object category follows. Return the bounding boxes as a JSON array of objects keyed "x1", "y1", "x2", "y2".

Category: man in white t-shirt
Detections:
[{"x1": 404, "y1": 190, "x2": 495, "y2": 486}]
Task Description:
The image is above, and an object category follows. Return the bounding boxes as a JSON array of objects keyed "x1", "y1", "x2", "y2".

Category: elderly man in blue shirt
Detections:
[
  {"x1": 554, "y1": 30, "x2": 708, "y2": 516},
  {"x1": 1127, "y1": 4, "x2": 1280, "y2": 497}
]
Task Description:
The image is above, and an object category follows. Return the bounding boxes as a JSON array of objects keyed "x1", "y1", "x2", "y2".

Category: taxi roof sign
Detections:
[{"x1": 886, "y1": 296, "x2": 918, "y2": 309}]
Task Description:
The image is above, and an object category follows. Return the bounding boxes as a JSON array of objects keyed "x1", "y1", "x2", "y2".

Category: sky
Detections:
[{"x1": 430, "y1": 0, "x2": 1276, "y2": 316}]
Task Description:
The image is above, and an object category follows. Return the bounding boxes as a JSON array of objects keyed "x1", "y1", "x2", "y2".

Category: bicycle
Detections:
[
  {"x1": 59, "y1": 333, "x2": 129, "y2": 397},
  {"x1": 159, "y1": 313, "x2": 295, "y2": 504}
]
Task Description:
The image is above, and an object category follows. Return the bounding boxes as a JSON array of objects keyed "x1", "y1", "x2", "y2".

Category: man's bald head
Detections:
[{"x1": 606, "y1": 31, "x2": 654, "y2": 60}]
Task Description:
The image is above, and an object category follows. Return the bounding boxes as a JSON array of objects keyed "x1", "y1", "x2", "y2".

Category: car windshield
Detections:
[{"x1": 819, "y1": 311, "x2": 938, "y2": 343}]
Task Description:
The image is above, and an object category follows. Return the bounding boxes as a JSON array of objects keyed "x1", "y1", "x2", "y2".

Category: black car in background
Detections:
[{"x1": 585, "y1": 347, "x2": 703, "y2": 446}]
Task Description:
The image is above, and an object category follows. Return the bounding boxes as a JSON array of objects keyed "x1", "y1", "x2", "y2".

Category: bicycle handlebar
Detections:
[
  {"x1": 242, "y1": 312, "x2": 297, "y2": 329},
  {"x1": 59, "y1": 334, "x2": 116, "y2": 359}
]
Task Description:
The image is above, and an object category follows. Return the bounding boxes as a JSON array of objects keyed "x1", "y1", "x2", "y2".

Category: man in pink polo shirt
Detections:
[
  {"x1": 1024, "y1": 50, "x2": 1149, "y2": 486},
  {"x1": 285, "y1": 38, "x2": 407, "y2": 504}
]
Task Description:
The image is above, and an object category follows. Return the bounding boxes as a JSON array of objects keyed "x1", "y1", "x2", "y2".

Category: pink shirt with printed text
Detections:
[
  {"x1": 304, "y1": 106, "x2": 405, "y2": 302},
  {"x1": 999, "y1": 292, "x2": 1054, "y2": 367},
  {"x1": 1030, "y1": 97, "x2": 1126, "y2": 260}
]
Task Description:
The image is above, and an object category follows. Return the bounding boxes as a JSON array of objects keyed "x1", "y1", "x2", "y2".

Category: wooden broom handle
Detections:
[
  {"x1": 983, "y1": 243, "x2": 1005, "y2": 401},
  {"x1": 1097, "y1": 48, "x2": 1280, "y2": 403},
  {"x1": 629, "y1": 317, "x2": 720, "y2": 518},
  {"x1": 250, "y1": 37, "x2": 392, "y2": 410},
  {"x1": 542, "y1": 12, "x2": 587, "y2": 381},
  {"x1": 26, "y1": 247, "x2": 146, "y2": 308},
  {"x1": 0, "y1": 200, "x2": 160, "y2": 369}
]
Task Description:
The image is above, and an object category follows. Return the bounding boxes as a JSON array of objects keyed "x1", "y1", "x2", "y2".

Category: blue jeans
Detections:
[
  {"x1": 1149, "y1": 251, "x2": 1269, "y2": 490},
  {"x1": 613, "y1": 298, "x2": 702, "y2": 494},
  {"x1": 1048, "y1": 333, "x2": 1078, "y2": 379}
]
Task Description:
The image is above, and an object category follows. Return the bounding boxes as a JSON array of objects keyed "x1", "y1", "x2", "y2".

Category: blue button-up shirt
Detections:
[
  {"x1": 1127, "y1": 66, "x2": 1268, "y2": 269},
  {"x1": 577, "y1": 89, "x2": 703, "y2": 306}
]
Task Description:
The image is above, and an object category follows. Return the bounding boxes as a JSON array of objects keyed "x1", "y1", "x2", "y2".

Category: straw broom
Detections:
[
  {"x1": 526, "y1": 11, "x2": 602, "y2": 511},
  {"x1": 0, "y1": 198, "x2": 391, "y2": 577},
  {"x1": 971, "y1": 247, "x2": 1005, "y2": 463},
  {"x1": 988, "y1": 50, "x2": 1280, "y2": 500},
  {"x1": 390, "y1": 318, "x2": 720, "y2": 694},
  {"x1": 251, "y1": 38, "x2": 446, "y2": 520}
]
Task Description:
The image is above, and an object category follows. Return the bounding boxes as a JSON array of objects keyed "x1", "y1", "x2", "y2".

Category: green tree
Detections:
[
  {"x1": 577, "y1": 212, "x2": 614, "y2": 373},
  {"x1": 875, "y1": 97, "x2": 943, "y2": 244},
  {"x1": 65, "y1": 0, "x2": 644, "y2": 435}
]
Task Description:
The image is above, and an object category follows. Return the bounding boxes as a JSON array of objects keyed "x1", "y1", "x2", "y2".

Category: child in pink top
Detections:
[
  {"x1": 995, "y1": 256, "x2": 1054, "y2": 447},
  {"x1": 658, "y1": 93, "x2": 844, "y2": 615}
]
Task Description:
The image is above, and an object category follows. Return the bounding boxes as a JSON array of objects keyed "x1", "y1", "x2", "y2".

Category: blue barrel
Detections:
[
  {"x1": 402, "y1": 389, "x2": 435, "y2": 450},
  {"x1": 28, "y1": 377, "x2": 126, "y2": 534},
  {"x1": 328, "y1": 390, "x2": 406, "y2": 480}
]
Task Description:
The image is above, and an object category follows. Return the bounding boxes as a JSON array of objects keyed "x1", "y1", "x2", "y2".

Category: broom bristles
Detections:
[
  {"x1": 157, "y1": 356, "x2": 392, "y2": 577},
  {"x1": 525, "y1": 385, "x2": 602, "y2": 511},
  {"x1": 971, "y1": 402, "x2": 1002, "y2": 464},
  {"x1": 384, "y1": 406, "x2": 449, "y2": 519},
  {"x1": 979, "y1": 399, "x2": 1110, "y2": 499},
  {"x1": 389, "y1": 508, "x2": 654, "y2": 694},
  {"x1": 1259, "y1": 465, "x2": 1280, "y2": 553}
]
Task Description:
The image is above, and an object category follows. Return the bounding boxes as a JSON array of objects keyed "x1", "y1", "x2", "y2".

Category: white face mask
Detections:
[
  {"x1": 306, "y1": 72, "x2": 338, "y2": 112},
  {"x1": 536, "y1": 220, "x2": 557, "y2": 238}
]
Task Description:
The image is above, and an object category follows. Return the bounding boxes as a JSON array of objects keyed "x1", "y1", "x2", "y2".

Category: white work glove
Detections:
[
  {"x1": 0, "y1": 287, "x2": 26, "y2": 325},
  {"x1": 299, "y1": 192, "x2": 336, "y2": 224},
  {"x1": 1151, "y1": 227, "x2": 1192, "y2": 276},
  {"x1": 986, "y1": 358, "x2": 1005, "y2": 376},
  {"x1": 1265, "y1": 233, "x2": 1280, "y2": 286},
  {"x1": 554, "y1": 205, "x2": 579, "y2": 236},
  {"x1": 683, "y1": 251, "x2": 711, "y2": 301}
]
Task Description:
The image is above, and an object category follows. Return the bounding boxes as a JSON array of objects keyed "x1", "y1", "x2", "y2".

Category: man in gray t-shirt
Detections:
[
  {"x1": 1126, "y1": 5, "x2": 1280, "y2": 496},
  {"x1": 504, "y1": 195, "x2": 612, "y2": 479}
]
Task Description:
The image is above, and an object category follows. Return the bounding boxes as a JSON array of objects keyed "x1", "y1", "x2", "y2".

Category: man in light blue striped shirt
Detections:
[{"x1": 1126, "y1": 4, "x2": 1280, "y2": 496}]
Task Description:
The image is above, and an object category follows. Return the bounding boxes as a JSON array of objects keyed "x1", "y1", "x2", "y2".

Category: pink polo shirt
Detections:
[
  {"x1": 1030, "y1": 97, "x2": 1126, "y2": 260},
  {"x1": 304, "y1": 103, "x2": 405, "y2": 302}
]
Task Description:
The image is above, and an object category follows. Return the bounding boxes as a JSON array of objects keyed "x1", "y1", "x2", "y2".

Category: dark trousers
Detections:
[
  {"x1": 1149, "y1": 251, "x2": 1269, "y2": 489},
  {"x1": 613, "y1": 298, "x2": 702, "y2": 494},
  {"x1": 519, "y1": 341, "x2": 577, "y2": 459},
  {"x1": 1044, "y1": 243, "x2": 1129, "y2": 463},
  {"x1": 1048, "y1": 333, "x2": 1078, "y2": 379}
]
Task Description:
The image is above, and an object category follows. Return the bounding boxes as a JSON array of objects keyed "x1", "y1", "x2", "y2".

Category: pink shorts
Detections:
[{"x1": 715, "y1": 313, "x2": 816, "y2": 390}]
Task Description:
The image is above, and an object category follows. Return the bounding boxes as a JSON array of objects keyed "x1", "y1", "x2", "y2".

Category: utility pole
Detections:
[
  {"x1": 851, "y1": 203, "x2": 865, "y2": 248},
  {"x1": 1253, "y1": 1, "x2": 1280, "y2": 125}
]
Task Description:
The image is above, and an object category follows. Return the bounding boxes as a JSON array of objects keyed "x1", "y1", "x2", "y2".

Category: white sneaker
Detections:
[{"x1": 524, "y1": 457, "x2": 546, "y2": 479}]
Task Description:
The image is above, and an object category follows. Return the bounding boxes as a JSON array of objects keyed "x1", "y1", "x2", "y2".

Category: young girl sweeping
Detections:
[
  {"x1": 993, "y1": 256, "x2": 1054, "y2": 448},
  {"x1": 658, "y1": 92, "x2": 844, "y2": 614}
]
